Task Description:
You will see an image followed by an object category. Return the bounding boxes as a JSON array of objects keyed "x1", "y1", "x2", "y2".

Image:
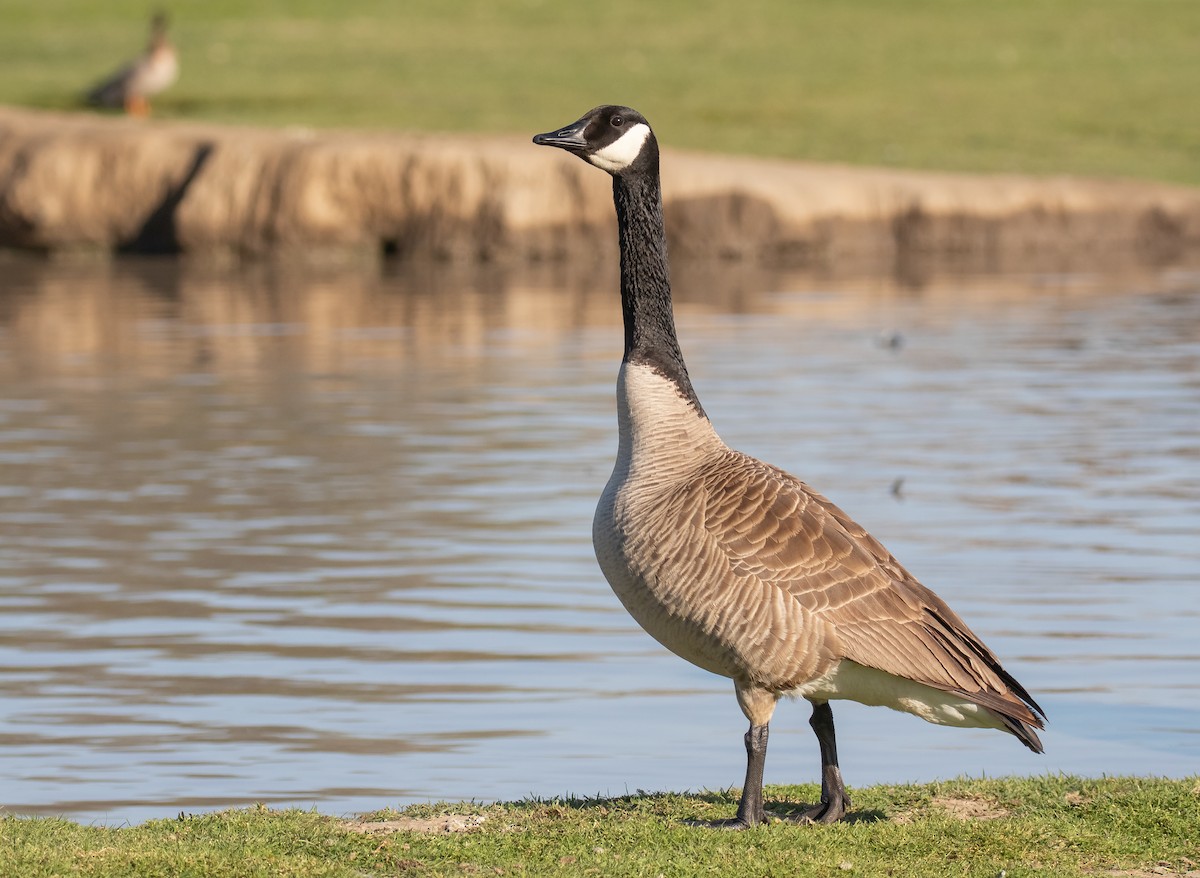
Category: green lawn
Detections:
[
  {"x1": 1, "y1": 0, "x2": 1198, "y2": 185},
  {"x1": 2, "y1": 777, "x2": 1197, "y2": 877}
]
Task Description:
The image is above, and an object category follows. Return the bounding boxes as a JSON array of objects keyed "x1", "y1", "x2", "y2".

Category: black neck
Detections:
[{"x1": 612, "y1": 170, "x2": 705, "y2": 417}]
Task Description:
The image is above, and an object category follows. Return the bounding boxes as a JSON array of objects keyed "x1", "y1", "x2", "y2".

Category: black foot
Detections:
[
  {"x1": 685, "y1": 815, "x2": 765, "y2": 830},
  {"x1": 784, "y1": 790, "x2": 852, "y2": 825}
]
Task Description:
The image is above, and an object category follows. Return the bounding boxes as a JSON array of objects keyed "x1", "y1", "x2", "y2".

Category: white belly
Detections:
[
  {"x1": 592, "y1": 361, "x2": 741, "y2": 677},
  {"x1": 793, "y1": 660, "x2": 1008, "y2": 731}
]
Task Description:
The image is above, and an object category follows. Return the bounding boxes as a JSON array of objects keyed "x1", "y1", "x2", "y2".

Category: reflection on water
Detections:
[{"x1": 0, "y1": 255, "x2": 1197, "y2": 824}]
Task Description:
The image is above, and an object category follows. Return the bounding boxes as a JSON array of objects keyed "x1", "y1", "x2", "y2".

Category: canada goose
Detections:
[
  {"x1": 532, "y1": 105, "x2": 1045, "y2": 828},
  {"x1": 86, "y1": 12, "x2": 178, "y2": 117}
]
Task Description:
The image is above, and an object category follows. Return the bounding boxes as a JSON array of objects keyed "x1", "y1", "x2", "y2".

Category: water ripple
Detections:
[{"x1": 0, "y1": 259, "x2": 1197, "y2": 823}]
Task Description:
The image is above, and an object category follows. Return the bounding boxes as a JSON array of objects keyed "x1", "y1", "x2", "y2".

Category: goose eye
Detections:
[{"x1": 611, "y1": 115, "x2": 624, "y2": 128}]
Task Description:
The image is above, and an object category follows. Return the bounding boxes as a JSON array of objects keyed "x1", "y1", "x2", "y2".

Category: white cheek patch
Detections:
[{"x1": 587, "y1": 123, "x2": 652, "y2": 172}]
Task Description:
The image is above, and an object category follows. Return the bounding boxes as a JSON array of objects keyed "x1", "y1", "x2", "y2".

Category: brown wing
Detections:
[{"x1": 698, "y1": 450, "x2": 1045, "y2": 733}]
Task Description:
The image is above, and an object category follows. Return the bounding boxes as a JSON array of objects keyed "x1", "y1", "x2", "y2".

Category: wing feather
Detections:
[{"x1": 697, "y1": 450, "x2": 1045, "y2": 732}]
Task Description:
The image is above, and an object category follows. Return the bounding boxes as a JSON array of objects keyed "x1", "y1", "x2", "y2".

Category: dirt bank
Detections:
[{"x1": 2, "y1": 105, "x2": 1198, "y2": 270}]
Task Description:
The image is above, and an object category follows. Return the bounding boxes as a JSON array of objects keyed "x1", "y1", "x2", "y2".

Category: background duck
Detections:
[{"x1": 85, "y1": 12, "x2": 178, "y2": 117}]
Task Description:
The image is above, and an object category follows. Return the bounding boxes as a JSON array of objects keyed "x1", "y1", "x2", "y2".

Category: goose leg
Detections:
[
  {"x1": 790, "y1": 701, "x2": 851, "y2": 824},
  {"x1": 735, "y1": 722, "x2": 770, "y2": 827},
  {"x1": 693, "y1": 722, "x2": 770, "y2": 829}
]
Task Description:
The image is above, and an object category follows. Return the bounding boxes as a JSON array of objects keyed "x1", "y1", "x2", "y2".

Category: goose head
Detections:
[
  {"x1": 149, "y1": 11, "x2": 171, "y2": 49},
  {"x1": 533, "y1": 105, "x2": 658, "y2": 176}
]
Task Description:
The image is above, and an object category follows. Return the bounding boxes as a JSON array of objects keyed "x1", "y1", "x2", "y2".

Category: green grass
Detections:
[
  {"x1": 2, "y1": 777, "x2": 1197, "y2": 877},
  {"x1": 0, "y1": 1, "x2": 1198, "y2": 185}
]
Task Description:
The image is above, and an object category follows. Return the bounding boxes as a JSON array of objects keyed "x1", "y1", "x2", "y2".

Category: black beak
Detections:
[{"x1": 532, "y1": 116, "x2": 589, "y2": 152}]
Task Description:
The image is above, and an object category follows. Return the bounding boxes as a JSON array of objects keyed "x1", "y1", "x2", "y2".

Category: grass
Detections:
[
  {"x1": 2, "y1": 777, "x2": 1197, "y2": 877},
  {"x1": 0, "y1": 1, "x2": 1198, "y2": 185}
]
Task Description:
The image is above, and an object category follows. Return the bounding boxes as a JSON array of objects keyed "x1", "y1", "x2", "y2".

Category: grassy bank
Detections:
[
  {"x1": 3, "y1": 777, "x2": 1197, "y2": 877},
  {"x1": 0, "y1": 1, "x2": 1198, "y2": 186}
]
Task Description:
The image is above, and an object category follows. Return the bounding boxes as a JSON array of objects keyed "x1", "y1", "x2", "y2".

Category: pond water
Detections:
[{"x1": 0, "y1": 255, "x2": 1197, "y2": 825}]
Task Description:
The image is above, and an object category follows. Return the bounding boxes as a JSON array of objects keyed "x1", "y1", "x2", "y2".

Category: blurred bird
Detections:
[{"x1": 85, "y1": 12, "x2": 178, "y2": 117}]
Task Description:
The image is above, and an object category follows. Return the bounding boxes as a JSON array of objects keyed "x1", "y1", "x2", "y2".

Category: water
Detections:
[{"x1": 0, "y1": 256, "x2": 1197, "y2": 824}]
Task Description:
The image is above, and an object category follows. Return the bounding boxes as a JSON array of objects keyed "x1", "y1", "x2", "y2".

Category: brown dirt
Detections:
[
  {"x1": 340, "y1": 814, "x2": 487, "y2": 834},
  {"x1": 891, "y1": 794, "x2": 1011, "y2": 824},
  {"x1": 930, "y1": 795, "x2": 1011, "y2": 820}
]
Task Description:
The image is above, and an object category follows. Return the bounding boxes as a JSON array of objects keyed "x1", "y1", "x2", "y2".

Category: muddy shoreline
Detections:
[{"x1": 2, "y1": 105, "x2": 1199, "y2": 271}]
